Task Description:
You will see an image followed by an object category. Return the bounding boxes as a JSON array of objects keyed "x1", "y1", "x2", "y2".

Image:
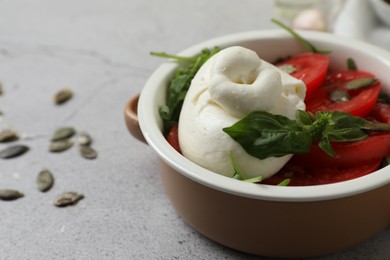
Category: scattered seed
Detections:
[
  {"x1": 0, "y1": 129, "x2": 19, "y2": 143},
  {"x1": 347, "y1": 57, "x2": 357, "y2": 71},
  {"x1": 278, "y1": 64, "x2": 297, "y2": 74},
  {"x1": 53, "y1": 192, "x2": 84, "y2": 207},
  {"x1": 54, "y1": 88, "x2": 73, "y2": 104},
  {"x1": 0, "y1": 189, "x2": 24, "y2": 201},
  {"x1": 37, "y1": 168, "x2": 54, "y2": 192},
  {"x1": 329, "y1": 89, "x2": 350, "y2": 102},
  {"x1": 345, "y1": 78, "x2": 378, "y2": 90},
  {"x1": 49, "y1": 140, "x2": 73, "y2": 153},
  {"x1": 51, "y1": 127, "x2": 75, "y2": 141},
  {"x1": 77, "y1": 131, "x2": 92, "y2": 146},
  {"x1": 0, "y1": 145, "x2": 29, "y2": 159},
  {"x1": 79, "y1": 145, "x2": 97, "y2": 159}
]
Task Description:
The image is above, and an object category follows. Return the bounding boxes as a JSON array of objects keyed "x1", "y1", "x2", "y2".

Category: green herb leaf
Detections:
[
  {"x1": 271, "y1": 19, "x2": 331, "y2": 54},
  {"x1": 224, "y1": 110, "x2": 390, "y2": 160},
  {"x1": 223, "y1": 111, "x2": 314, "y2": 159},
  {"x1": 345, "y1": 78, "x2": 378, "y2": 90},
  {"x1": 324, "y1": 111, "x2": 369, "y2": 142},
  {"x1": 230, "y1": 151, "x2": 263, "y2": 183},
  {"x1": 277, "y1": 178, "x2": 290, "y2": 186},
  {"x1": 347, "y1": 57, "x2": 358, "y2": 70},
  {"x1": 153, "y1": 47, "x2": 220, "y2": 134}
]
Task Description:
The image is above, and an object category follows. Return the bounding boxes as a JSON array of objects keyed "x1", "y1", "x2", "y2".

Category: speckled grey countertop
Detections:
[{"x1": 1, "y1": 0, "x2": 390, "y2": 259}]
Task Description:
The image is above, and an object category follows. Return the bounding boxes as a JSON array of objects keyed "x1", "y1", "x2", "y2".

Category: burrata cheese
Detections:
[{"x1": 178, "y1": 46, "x2": 306, "y2": 179}]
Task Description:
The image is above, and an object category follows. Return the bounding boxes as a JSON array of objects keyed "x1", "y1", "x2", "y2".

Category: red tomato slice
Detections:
[
  {"x1": 276, "y1": 53, "x2": 329, "y2": 99},
  {"x1": 262, "y1": 159, "x2": 381, "y2": 186},
  {"x1": 369, "y1": 102, "x2": 390, "y2": 123},
  {"x1": 305, "y1": 70, "x2": 381, "y2": 117},
  {"x1": 291, "y1": 132, "x2": 390, "y2": 168},
  {"x1": 167, "y1": 124, "x2": 181, "y2": 153}
]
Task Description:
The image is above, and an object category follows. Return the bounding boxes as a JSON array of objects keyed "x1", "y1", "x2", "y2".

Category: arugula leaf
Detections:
[
  {"x1": 223, "y1": 110, "x2": 390, "y2": 160},
  {"x1": 230, "y1": 151, "x2": 263, "y2": 183},
  {"x1": 271, "y1": 18, "x2": 331, "y2": 54},
  {"x1": 277, "y1": 178, "x2": 290, "y2": 186},
  {"x1": 152, "y1": 47, "x2": 220, "y2": 134}
]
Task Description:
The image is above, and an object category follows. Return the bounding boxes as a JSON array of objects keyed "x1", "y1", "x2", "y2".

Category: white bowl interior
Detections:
[{"x1": 138, "y1": 29, "x2": 390, "y2": 202}]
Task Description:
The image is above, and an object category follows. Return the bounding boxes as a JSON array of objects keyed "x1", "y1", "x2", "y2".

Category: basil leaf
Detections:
[
  {"x1": 297, "y1": 110, "x2": 312, "y2": 126},
  {"x1": 223, "y1": 111, "x2": 313, "y2": 159},
  {"x1": 325, "y1": 111, "x2": 369, "y2": 142},
  {"x1": 224, "y1": 110, "x2": 390, "y2": 161}
]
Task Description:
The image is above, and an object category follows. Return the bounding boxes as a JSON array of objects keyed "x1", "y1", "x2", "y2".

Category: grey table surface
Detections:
[{"x1": 1, "y1": 0, "x2": 390, "y2": 259}]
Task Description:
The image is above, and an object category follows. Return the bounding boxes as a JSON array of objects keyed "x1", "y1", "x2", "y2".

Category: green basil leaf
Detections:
[
  {"x1": 318, "y1": 135, "x2": 334, "y2": 157},
  {"x1": 326, "y1": 111, "x2": 369, "y2": 142},
  {"x1": 223, "y1": 111, "x2": 313, "y2": 159},
  {"x1": 297, "y1": 110, "x2": 312, "y2": 126}
]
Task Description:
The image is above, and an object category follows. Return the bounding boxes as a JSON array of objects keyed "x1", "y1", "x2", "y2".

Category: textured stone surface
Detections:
[{"x1": 1, "y1": 0, "x2": 390, "y2": 259}]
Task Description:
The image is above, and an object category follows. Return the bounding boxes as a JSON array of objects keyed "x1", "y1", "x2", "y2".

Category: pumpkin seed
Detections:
[
  {"x1": 49, "y1": 140, "x2": 73, "y2": 152},
  {"x1": 54, "y1": 88, "x2": 73, "y2": 104},
  {"x1": 79, "y1": 145, "x2": 97, "y2": 159},
  {"x1": 51, "y1": 127, "x2": 75, "y2": 141},
  {"x1": 37, "y1": 168, "x2": 54, "y2": 192},
  {"x1": 0, "y1": 189, "x2": 24, "y2": 201},
  {"x1": 347, "y1": 57, "x2": 357, "y2": 71},
  {"x1": 77, "y1": 131, "x2": 92, "y2": 146},
  {"x1": 53, "y1": 192, "x2": 84, "y2": 207},
  {"x1": 0, "y1": 145, "x2": 29, "y2": 159},
  {"x1": 0, "y1": 129, "x2": 19, "y2": 142},
  {"x1": 329, "y1": 89, "x2": 350, "y2": 102},
  {"x1": 345, "y1": 78, "x2": 377, "y2": 90},
  {"x1": 278, "y1": 64, "x2": 297, "y2": 74}
]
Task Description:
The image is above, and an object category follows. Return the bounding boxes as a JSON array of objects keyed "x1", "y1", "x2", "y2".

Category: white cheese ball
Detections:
[{"x1": 178, "y1": 46, "x2": 306, "y2": 179}]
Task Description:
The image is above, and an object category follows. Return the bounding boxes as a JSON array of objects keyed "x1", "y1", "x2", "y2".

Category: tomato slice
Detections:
[
  {"x1": 167, "y1": 124, "x2": 181, "y2": 153},
  {"x1": 276, "y1": 53, "x2": 329, "y2": 99},
  {"x1": 291, "y1": 132, "x2": 390, "y2": 168},
  {"x1": 262, "y1": 159, "x2": 381, "y2": 186},
  {"x1": 369, "y1": 102, "x2": 390, "y2": 123},
  {"x1": 305, "y1": 70, "x2": 381, "y2": 117}
]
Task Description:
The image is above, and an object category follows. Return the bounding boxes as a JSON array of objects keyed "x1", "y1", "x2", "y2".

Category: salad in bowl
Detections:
[{"x1": 124, "y1": 21, "x2": 390, "y2": 258}]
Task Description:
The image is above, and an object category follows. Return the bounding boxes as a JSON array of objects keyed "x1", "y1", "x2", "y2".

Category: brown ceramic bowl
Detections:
[{"x1": 124, "y1": 30, "x2": 390, "y2": 258}]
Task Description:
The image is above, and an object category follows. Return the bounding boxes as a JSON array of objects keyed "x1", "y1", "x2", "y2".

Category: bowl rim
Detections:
[{"x1": 138, "y1": 29, "x2": 390, "y2": 202}]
